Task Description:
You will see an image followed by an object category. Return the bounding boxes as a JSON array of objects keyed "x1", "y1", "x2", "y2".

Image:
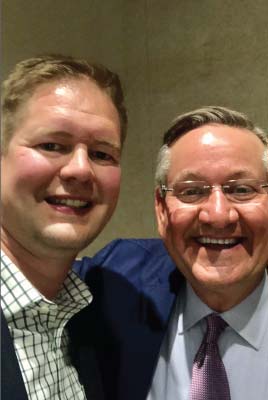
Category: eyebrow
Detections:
[
  {"x1": 173, "y1": 169, "x2": 259, "y2": 182},
  {"x1": 41, "y1": 131, "x2": 121, "y2": 150},
  {"x1": 45, "y1": 130, "x2": 73, "y2": 139},
  {"x1": 93, "y1": 139, "x2": 121, "y2": 152}
]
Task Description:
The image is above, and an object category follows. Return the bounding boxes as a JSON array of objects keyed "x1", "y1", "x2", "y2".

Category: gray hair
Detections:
[{"x1": 155, "y1": 106, "x2": 268, "y2": 189}]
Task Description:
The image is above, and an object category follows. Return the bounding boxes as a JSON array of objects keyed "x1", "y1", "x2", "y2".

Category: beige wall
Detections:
[{"x1": 2, "y1": 0, "x2": 268, "y2": 256}]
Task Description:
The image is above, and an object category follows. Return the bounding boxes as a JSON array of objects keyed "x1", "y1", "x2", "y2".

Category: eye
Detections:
[
  {"x1": 181, "y1": 187, "x2": 205, "y2": 196},
  {"x1": 234, "y1": 185, "x2": 255, "y2": 194},
  {"x1": 223, "y1": 182, "x2": 257, "y2": 201},
  {"x1": 229, "y1": 184, "x2": 256, "y2": 196},
  {"x1": 174, "y1": 183, "x2": 207, "y2": 203},
  {"x1": 89, "y1": 150, "x2": 118, "y2": 165},
  {"x1": 38, "y1": 143, "x2": 64, "y2": 152}
]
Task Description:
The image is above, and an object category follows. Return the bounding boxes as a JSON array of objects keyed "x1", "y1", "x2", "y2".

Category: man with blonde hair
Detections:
[{"x1": 1, "y1": 54, "x2": 127, "y2": 400}]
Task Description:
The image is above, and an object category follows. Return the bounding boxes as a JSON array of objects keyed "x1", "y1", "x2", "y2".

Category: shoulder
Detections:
[{"x1": 73, "y1": 238, "x2": 176, "y2": 285}]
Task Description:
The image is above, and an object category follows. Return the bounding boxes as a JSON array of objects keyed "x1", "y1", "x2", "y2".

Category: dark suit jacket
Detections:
[
  {"x1": 73, "y1": 238, "x2": 182, "y2": 400},
  {"x1": 1, "y1": 300, "x2": 103, "y2": 399},
  {"x1": 1, "y1": 239, "x2": 178, "y2": 400}
]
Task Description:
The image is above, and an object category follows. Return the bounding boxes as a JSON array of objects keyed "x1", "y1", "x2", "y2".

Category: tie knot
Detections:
[{"x1": 205, "y1": 314, "x2": 227, "y2": 343}]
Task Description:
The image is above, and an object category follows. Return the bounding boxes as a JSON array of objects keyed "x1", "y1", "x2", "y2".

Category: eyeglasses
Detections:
[{"x1": 160, "y1": 179, "x2": 268, "y2": 204}]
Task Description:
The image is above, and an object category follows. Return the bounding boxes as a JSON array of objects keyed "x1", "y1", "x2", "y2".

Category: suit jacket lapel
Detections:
[
  {"x1": 1, "y1": 307, "x2": 98, "y2": 400},
  {"x1": 1, "y1": 310, "x2": 28, "y2": 400},
  {"x1": 67, "y1": 308, "x2": 105, "y2": 400}
]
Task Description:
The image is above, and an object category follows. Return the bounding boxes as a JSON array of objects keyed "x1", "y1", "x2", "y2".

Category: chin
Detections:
[
  {"x1": 40, "y1": 226, "x2": 96, "y2": 251},
  {"x1": 48, "y1": 236, "x2": 91, "y2": 252},
  {"x1": 191, "y1": 262, "x2": 237, "y2": 283}
]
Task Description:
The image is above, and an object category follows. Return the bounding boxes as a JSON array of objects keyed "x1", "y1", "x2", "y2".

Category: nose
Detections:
[
  {"x1": 198, "y1": 187, "x2": 239, "y2": 228},
  {"x1": 60, "y1": 145, "x2": 95, "y2": 183}
]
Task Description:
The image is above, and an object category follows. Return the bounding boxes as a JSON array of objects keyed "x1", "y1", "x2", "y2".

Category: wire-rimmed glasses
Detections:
[{"x1": 160, "y1": 179, "x2": 268, "y2": 204}]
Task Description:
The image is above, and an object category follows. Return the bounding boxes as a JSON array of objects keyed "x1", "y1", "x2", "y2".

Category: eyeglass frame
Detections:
[{"x1": 160, "y1": 179, "x2": 268, "y2": 204}]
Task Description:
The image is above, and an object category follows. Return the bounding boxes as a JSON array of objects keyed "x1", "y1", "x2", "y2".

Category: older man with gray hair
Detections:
[{"x1": 76, "y1": 106, "x2": 268, "y2": 400}]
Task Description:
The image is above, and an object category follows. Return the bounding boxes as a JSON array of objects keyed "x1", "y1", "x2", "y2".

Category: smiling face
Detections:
[
  {"x1": 155, "y1": 124, "x2": 268, "y2": 309},
  {"x1": 1, "y1": 77, "x2": 121, "y2": 259}
]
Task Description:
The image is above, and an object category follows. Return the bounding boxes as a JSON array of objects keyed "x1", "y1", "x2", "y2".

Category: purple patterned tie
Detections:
[{"x1": 189, "y1": 314, "x2": 231, "y2": 400}]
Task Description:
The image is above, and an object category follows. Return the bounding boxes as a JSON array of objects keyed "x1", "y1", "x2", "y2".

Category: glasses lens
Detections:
[
  {"x1": 261, "y1": 184, "x2": 268, "y2": 193},
  {"x1": 169, "y1": 179, "x2": 267, "y2": 204},
  {"x1": 173, "y1": 181, "x2": 208, "y2": 203},
  {"x1": 223, "y1": 180, "x2": 260, "y2": 201}
]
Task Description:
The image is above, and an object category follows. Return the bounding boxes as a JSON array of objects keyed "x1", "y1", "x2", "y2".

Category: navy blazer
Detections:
[
  {"x1": 1, "y1": 239, "x2": 178, "y2": 400},
  {"x1": 74, "y1": 238, "x2": 182, "y2": 400},
  {"x1": 1, "y1": 302, "x2": 103, "y2": 399}
]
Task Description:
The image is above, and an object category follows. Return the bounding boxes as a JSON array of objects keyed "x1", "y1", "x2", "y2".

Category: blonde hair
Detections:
[{"x1": 1, "y1": 54, "x2": 128, "y2": 151}]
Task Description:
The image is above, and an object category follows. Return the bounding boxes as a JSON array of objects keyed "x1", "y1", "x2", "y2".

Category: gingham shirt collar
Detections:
[{"x1": 1, "y1": 251, "x2": 92, "y2": 318}]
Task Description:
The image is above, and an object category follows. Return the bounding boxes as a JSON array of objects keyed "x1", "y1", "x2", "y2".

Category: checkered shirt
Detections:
[{"x1": 1, "y1": 251, "x2": 92, "y2": 400}]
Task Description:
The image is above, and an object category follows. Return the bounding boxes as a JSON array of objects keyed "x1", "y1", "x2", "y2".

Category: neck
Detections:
[
  {"x1": 1, "y1": 229, "x2": 76, "y2": 300},
  {"x1": 192, "y1": 276, "x2": 264, "y2": 312}
]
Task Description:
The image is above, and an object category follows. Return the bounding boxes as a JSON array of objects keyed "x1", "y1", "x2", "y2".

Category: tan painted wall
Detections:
[{"x1": 2, "y1": 0, "x2": 268, "y2": 256}]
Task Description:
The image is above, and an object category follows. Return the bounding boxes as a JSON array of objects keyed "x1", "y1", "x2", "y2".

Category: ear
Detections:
[{"x1": 155, "y1": 187, "x2": 168, "y2": 237}]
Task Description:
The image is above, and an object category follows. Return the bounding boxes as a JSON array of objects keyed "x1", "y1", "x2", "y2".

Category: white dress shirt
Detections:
[{"x1": 147, "y1": 273, "x2": 268, "y2": 400}]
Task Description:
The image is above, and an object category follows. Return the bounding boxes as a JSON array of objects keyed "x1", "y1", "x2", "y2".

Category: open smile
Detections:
[
  {"x1": 45, "y1": 196, "x2": 92, "y2": 211},
  {"x1": 195, "y1": 236, "x2": 244, "y2": 249}
]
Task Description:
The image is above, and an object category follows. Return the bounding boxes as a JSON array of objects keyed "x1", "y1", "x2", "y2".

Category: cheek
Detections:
[
  {"x1": 164, "y1": 201, "x2": 198, "y2": 249},
  {"x1": 167, "y1": 201, "x2": 198, "y2": 231},
  {"x1": 251, "y1": 205, "x2": 268, "y2": 257},
  {"x1": 241, "y1": 202, "x2": 268, "y2": 239},
  {"x1": 14, "y1": 151, "x2": 56, "y2": 187},
  {"x1": 96, "y1": 166, "x2": 121, "y2": 199}
]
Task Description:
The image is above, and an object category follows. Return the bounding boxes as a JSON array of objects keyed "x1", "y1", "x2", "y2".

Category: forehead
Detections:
[
  {"x1": 10, "y1": 77, "x2": 121, "y2": 145},
  {"x1": 24, "y1": 77, "x2": 118, "y2": 119},
  {"x1": 168, "y1": 124, "x2": 266, "y2": 181}
]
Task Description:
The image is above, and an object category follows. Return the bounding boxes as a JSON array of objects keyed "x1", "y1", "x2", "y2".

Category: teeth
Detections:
[
  {"x1": 53, "y1": 198, "x2": 88, "y2": 208},
  {"x1": 198, "y1": 237, "x2": 238, "y2": 245}
]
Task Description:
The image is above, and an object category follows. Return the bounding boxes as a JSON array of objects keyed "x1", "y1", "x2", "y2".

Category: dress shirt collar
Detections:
[
  {"x1": 222, "y1": 274, "x2": 268, "y2": 349},
  {"x1": 180, "y1": 272, "x2": 268, "y2": 350},
  {"x1": 1, "y1": 251, "x2": 92, "y2": 322}
]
